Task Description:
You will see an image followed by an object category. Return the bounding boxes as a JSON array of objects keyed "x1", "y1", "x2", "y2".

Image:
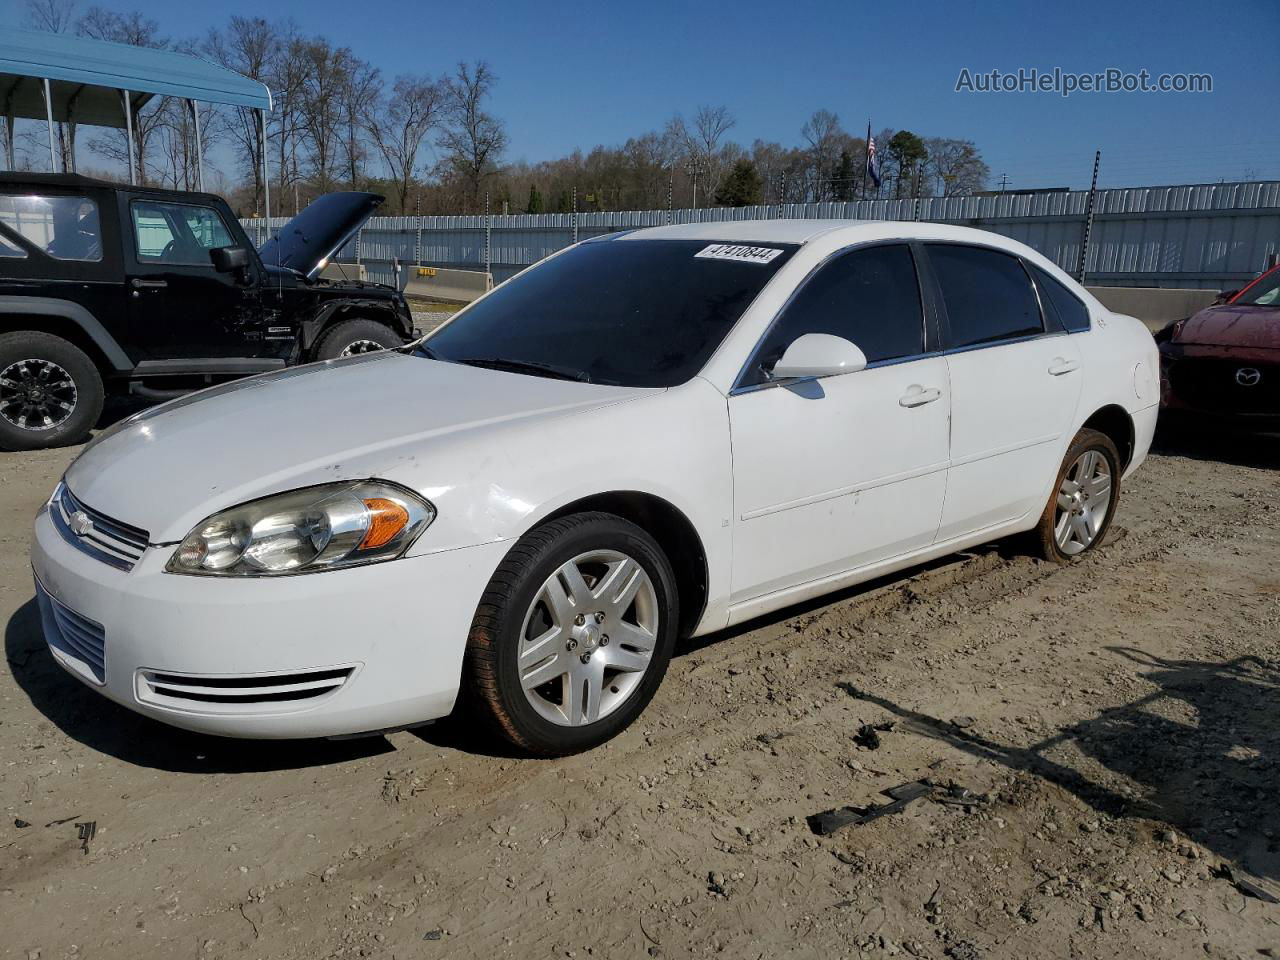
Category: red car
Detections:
[{"x1": 1158, "y1": 264, "x2": 1280, "y2": 430}]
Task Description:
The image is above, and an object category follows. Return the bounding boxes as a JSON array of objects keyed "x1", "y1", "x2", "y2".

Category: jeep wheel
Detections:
[
  {"x1": 0, "y1": 332, "x2": 104, "y2": 452},
  {"x1": 313, "y1": 319, "x2": 405, "y2": 361}
]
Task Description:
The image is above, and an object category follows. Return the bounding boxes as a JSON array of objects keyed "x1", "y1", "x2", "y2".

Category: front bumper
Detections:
[
  {"x1": 1160, "y1": 345, "x2": 1280, "y2": 429},
  {"x1": 31, "y1": 504, "x2": 509, "y2": 738}
]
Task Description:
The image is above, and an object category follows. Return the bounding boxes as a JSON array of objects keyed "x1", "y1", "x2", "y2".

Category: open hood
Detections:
[{"x1": 258, "y1": 192, "x2": 383, "y2": 280}]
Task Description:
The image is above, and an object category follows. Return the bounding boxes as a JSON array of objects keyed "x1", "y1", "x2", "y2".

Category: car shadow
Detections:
[
  {"x1": 841, "y1": 648, "x2": 1279, "y2": 883},
  {"x1": 4, "y1": 597, "x2": 395, "y2": 773},
  {"x1": 1153, "y1": 420, "x2": 1280, "y2": 470}
]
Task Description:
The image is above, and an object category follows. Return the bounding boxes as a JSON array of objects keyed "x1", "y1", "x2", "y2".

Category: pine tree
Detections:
[
  {"x1": 714, "y1": 159, "x2": 763, "y2": 207},
  {"x1": 526, "y1": 184, "x2": 544, "y2": 214}
]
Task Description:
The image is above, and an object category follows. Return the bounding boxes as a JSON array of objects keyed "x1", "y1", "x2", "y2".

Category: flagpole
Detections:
[{"x1": 861, "y1": 119, "x2": 870, "y2": 201}]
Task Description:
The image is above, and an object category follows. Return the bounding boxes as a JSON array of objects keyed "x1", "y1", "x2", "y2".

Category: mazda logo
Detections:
[
  {"x1": 1235, "y1": 367, "x2": 1262, "y2": 387},
  {"x1": 68, "y1": 511, "x2": 94, "y2": 537}
]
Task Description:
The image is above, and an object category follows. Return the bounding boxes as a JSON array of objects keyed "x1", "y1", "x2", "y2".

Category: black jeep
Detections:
[{"x1": 0, "y1": 173, "x2": 414, "y2": 450}]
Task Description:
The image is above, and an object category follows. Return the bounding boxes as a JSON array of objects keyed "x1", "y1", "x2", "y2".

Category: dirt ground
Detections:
[{"x1": 2, "y1": 427, "x2": 1278, "y2": 960}]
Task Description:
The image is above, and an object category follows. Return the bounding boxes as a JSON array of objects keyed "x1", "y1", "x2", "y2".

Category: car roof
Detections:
[
  {"x1": 618, "y1": 218, "x2": 1031, "y2": 250},
  {"x1": 0, "y1": 172, "x2": 225, "y2": 204}
]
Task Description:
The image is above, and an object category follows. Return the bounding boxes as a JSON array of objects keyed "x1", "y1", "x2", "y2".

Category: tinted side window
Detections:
[
  {"x1": 132, "y1": 200, "x2": 232, "y2": 266},
  {"x1": 1031, "y1": 265, "x2": 1090, "y2": 332},
  {"x1": 747, "y1": 244, "x2": 923, "y2": 384},
  {"x1": 0, "y1": 194, "x2": 101, "y2": 261},
  {"x1": 928, "y1": 244, "x2": 1043, "y2": 348}
]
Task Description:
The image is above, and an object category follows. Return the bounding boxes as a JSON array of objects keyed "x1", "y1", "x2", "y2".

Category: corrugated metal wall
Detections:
[{"x1": 243, "y1": 180, "x2": 1280, "y2": 290}]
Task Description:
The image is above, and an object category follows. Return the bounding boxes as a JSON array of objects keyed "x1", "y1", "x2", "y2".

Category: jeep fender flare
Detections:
[
  {"x1": 0, "y1": 296, "x2": 133, "y2": 372},
  {"x1": 300, "y1": 298, "x2": 410, "y2": 353}
]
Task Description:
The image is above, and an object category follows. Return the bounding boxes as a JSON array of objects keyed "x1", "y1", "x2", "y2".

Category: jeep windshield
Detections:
[{"x1": 418, "y1": 239, "x2": 796, "y2": 388}]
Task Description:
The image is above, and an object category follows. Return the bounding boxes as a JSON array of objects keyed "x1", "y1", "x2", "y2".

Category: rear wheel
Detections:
[
  {"x1": 0, "y1": 331, "x2": 103, "y2": 451},
  {"x1": 1033, "y1": 428, "x2": 1121, "y2": 561},
  {"x1": 463, "y1": 512, "x2": 678, "y2": 755},
  {"x1": 313, "y1": 318, "x2": 404, "y2": 361}
]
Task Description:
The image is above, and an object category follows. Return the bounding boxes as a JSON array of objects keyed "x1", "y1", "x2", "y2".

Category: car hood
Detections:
[
  {"x1": 65, "y1": 353, "x2": 647, "y2": 543},
  {"x1": 1175, "y1": 304, "x2": 1280, "y2": 349},
  {"x1": 257, "y1": 192, "x2": 383, "y2": 280}
]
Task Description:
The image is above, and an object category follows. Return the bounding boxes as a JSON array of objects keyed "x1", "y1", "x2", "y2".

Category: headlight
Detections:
[{"x1": 166, "y1": 481, "x2": 434, "y2": 577}]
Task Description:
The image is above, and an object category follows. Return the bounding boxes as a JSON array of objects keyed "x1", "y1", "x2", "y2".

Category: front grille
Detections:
[
  {"x1": 1169, "y1": 358, "x2": 1278, "y2": 414},
  {"x1": 35, "y1": 579, "x2": 106, "y2": 684},
  {"x1": 138, "y1": 667, "x2": 354, "y2": 709},
  {"x1": 51, "y1": 484, "x2": 150, "y2": 571}
]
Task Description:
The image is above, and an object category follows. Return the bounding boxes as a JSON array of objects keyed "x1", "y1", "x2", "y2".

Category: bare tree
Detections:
[
  {"x1": 370, "y1": 75, "x2": 443, "y2": 213},
  {"x1": 801, "y1": 109, "x2": 844, "y2": 200},
  {"x1": 924, "y1": 137, "x2": 989, "y2": 196},
  {"x1": 24, "y1": 0, "x2": 78, "y2": 30},
  {"x1": 23, "y1": 0, "x2": 80, "y2": 171},
  {"x1": 439, "y1": 61, "x2": 508, "y2": 212},
  {"x1": 296, "y1": 38, "x2": 356, "y2": 191},
  {"x1": 666, "y1": 105, "x2": 735, "y2": 206},
  {"x1": 337, "y1": 59, "x2": 381, "y2": 189},
  {"x1": 205, "y1": 17, "x2": 282, "y2": 211},
  {"x1": 77, "y1": 8, "x2": 168, "y2": 182}
]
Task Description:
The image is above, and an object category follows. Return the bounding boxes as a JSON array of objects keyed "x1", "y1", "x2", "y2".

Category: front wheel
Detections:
[
  {"x1": 1033, "y1": 428, "x2": 1121, "y2": 561},
  {"x1": 463, "y1": 512, "x2": 678, "y2": 756},
  {"x1": 0, "y1": 331, "x2": 104, "y2": 451},
  {"x1": 312, "y1": 318, "x2": 404, "y2": 361}
]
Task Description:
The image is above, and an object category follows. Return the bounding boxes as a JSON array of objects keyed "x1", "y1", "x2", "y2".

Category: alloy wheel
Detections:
[
  {"x1": 0, "y1": 358, "x2": 78, "y2": 431},
  {"x1": 1054, "y1": 449, "x2": 1113, "y2": 555},
  {"x1": 338, "y1": 339, "x2": 386, "y2": 357},
  {"x1": 518, "y1": 549, "x2": 659, "y2": 726}
]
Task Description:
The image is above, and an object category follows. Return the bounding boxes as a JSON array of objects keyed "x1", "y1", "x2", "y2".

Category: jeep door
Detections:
[{"x1": 122, "y1": 195, "x2": 267, "y2": 363}]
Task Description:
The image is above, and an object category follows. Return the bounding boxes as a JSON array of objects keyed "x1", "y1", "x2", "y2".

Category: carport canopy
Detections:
[{"x1": 0, "y1": 27, "x2": 272, "y2": 204}]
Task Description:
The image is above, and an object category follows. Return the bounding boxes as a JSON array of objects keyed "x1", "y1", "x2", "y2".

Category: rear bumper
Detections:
[{"x1": 31, "y1": 504, "x2": 509, "y2": 738}]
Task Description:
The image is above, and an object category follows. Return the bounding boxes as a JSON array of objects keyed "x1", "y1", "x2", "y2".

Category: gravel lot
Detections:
[{"x1": 2, "y1": 426, "x2": 1277, "y2": 960}]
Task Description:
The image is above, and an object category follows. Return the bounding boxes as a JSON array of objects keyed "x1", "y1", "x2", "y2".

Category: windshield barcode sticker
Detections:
[{"x1": 695, "y1": 244, "x2": 784, "y2": 265}]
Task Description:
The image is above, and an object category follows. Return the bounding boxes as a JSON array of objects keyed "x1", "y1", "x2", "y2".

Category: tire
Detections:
[
  {"x1": 0, "y1": 331, "x2": 104, "y2": 452},
  {"x1": 463, "y1": 512, "x2": 679, "y2": 756},
  {"x1": 1032, "y1": 428, "x2": 1122, "y2": 562},
  {"x1": 312, "y1": 318, "x2": 404, "y2": 361}
]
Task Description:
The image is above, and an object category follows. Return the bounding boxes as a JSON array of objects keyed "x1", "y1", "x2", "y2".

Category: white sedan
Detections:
[{"x1": 30, "y1": 220, "x2": 1159, "y2": 754}]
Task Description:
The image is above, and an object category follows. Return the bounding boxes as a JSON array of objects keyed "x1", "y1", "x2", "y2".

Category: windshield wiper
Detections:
[{"x1": 458, "y1": 357, "x2": 592, "y2": 383}]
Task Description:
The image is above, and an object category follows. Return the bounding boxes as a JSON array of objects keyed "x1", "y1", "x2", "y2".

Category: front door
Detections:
[
  {"x1": 729, "y1": 243, "x2": 951, "y2": 605},
  {"x1": 123, "y1": 196, "x2": 262, "y2": 361}
]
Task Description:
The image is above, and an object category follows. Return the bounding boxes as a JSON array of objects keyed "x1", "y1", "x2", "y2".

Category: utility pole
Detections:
[
  {"x1": 1076, "y1": 150, "x2": 1101, "y2": 284},
  {"x1": 414, "y1": 193, "x2": 422, "y2": 266},
  {"x1": 998, "y1": 172, "x2": 1010, "y2": 193},
  {"x1": 484, "y1": 191, "x2": 491, "y2": 274}
]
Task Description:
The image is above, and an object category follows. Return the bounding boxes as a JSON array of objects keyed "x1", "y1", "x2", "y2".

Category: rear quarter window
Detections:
[{"x1": 1032, "y1": 265, "x2": 1091, "y2": 332}]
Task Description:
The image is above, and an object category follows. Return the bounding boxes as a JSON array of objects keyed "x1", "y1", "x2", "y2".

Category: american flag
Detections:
[{"x1": 866, "y1": 130, "x2": 882, "y2": 188}]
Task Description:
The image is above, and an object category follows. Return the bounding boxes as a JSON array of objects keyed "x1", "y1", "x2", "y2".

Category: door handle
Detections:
[
  {"x1": 130, "y1": 278, "x2": 168, "y2": 289},
  {"x1": 1048, "y1": 357, "x2": 1079, "y2": 376},
  {"x1": 899, "y1": 385, "x2": 942, "y2": 408}
]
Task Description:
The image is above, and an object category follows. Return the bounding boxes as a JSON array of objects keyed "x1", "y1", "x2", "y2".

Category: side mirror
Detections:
[
  {"x1": 1211, "y1": 289, "x2": 1238, "y2": 306},
  {"x1": 210, "y1": 245, "x2": 250, "y2": 274},
  {"x1": 771, "y1": 333, "x2": 868, "y2": 380}
]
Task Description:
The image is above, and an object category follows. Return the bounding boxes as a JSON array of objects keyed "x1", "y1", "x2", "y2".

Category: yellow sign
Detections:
[{"x1": 416, "y1": 267, "x2": 438, "y2": 278}]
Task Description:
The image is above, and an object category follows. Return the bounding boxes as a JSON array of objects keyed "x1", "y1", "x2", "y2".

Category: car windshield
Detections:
[
  {"x1": 1236, "y1": 269, "x2": 1280, "y2": 307},
  {"x1": 419, "y1": 239, "x2": 797, "y2": 388}
]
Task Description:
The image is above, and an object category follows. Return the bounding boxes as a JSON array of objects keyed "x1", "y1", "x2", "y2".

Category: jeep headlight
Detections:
[{"x1": 166, "y1": 481, "x2": 434, "y2": 577}]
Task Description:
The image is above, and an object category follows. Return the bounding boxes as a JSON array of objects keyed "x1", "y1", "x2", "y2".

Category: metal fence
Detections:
[{"x1": 242, "y1": 180, "x2": 1280, "y2": 290}]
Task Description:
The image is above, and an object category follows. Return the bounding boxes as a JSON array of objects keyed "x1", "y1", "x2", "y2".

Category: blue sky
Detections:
[{"x1": 3, "y1": 0, "x2": 1278, "y2": 189}]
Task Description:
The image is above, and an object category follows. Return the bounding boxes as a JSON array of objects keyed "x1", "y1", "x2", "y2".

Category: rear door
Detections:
[
  {"x1": 925, "y1": 243, "x2": 1083, "y2": 541},
  {"x1": 728, "y1": 243, "x2": 950, "y2": 603},
  {"x1": 123, "y1": 196, "x2": 264, "y2": 362}
]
